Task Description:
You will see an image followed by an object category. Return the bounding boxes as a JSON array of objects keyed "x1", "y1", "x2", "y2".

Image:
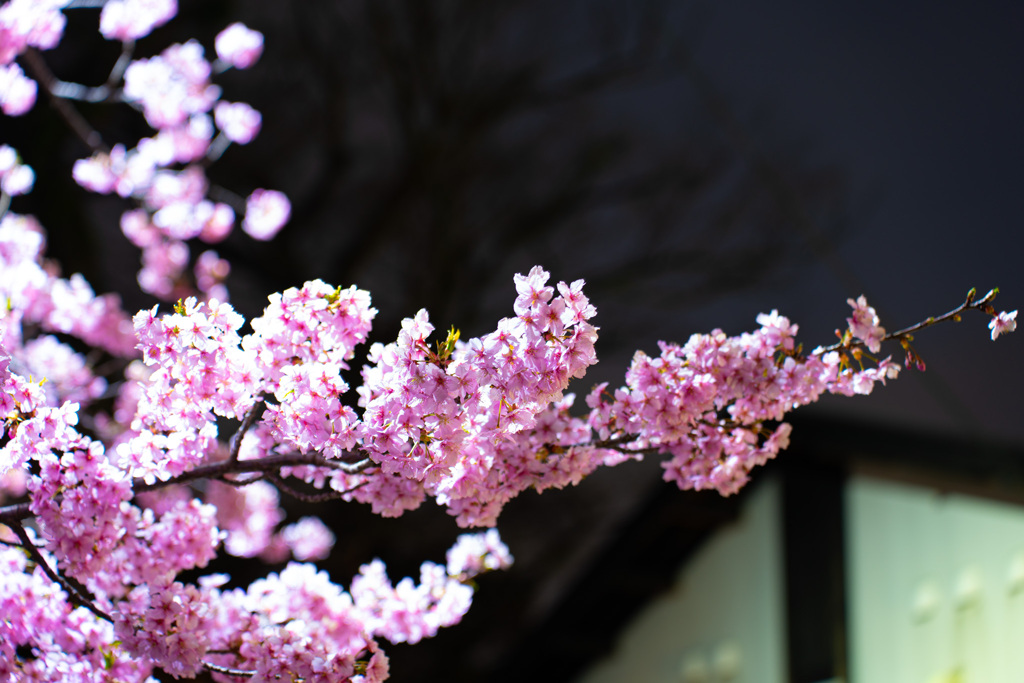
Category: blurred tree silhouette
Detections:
[
  {"x1": 6, "y1": 2, "x2": 849, "y2": 680},
  {"x1": 13, "y1": 0, "x2": 845, "y2": 344}
]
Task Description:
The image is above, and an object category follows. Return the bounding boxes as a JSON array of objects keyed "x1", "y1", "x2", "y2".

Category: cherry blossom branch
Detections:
[
  {"x1": 587, "y1": 421, "x2": 767, "y2": 459},
  {"x1": 212, "y1": 473, "x2": 267, "y2": 488},
  {"x1": 202, "y1": 661, "x2": 255, "y2": 679},
  {"x1": 48, "y1": 76, "x2": 114, "y2": 103},
  {"x1": 591, "y1": 433, "x2": 643, "y2": 449},
  {"x1": 815, "y1": 287, "x2": 1001, "y2": 355},
  {"x1": 227, "y1": 399, "x2": 266, "y2": 464},
  {"x1": 8, "y1": 522, "x2": 112, "y2": 623},
  {"x1": 265, "y1": 472, "x2": 370, "y2": 503},
  {"x1": 133, "y1": 451, "x2": 375, "y2": 494},
  {"x1": 587, "y1": 434, "x2": 664, "y2": 458},
  {"x1": 104, "y1": 38, "x2": 135, "y2": 91},
  {"x1": 204, "y1": 131, "x2": 234, "y2": 165},
  {"x1": 0, "y1": 451, "x2": 376, "y2": 524},
  {"x1": 0, "y1": 504, "x2": 34, "y2": 530}
]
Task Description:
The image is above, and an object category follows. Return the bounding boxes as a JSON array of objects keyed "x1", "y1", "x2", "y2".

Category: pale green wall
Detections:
[
  {"x1": 575, "y1": 473, "x2": 1024, "y2": 683},
  {"x1": 576, "y1": 478, "x2": 786, "y2": 683},
  {"x1": 846, "y1": 476, "x2": 1024, "y2": 683}
]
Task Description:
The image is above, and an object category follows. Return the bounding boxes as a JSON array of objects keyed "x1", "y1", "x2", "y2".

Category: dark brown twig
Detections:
[
  {"x1": 202, "y1": 661, "x2": 256, "y2": 679},
  {"x1": 814, "y1": 287, "x2": 1001, "y2": 356},
  {"x1": 133, "y1": 451, "x2": 367, "y2": 495},
  {"x1": 228, "y1": 399, "x2": 266, "y2": 464},
  {"x1": 9, "y1": 522, "x2": 112, "y2": 622},
  {"x1": 0, "y1": 451, "x2": 376, "y2": 525},
  {"x1": 104, "y1": 38, "x2": 135, "y2": 91},
  {"x1": 266, "y1": 472, "x2": 370, "y2": 503}
]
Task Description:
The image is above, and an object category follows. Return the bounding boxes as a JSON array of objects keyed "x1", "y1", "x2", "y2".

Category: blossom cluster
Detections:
[
  {"x1": 1, "y1": 0, "x2": 287, "y2": 300},
  {"x1": 1, "y1": 241, "x2": 1013, "y2": 679},
  {"x1": 583, "y1": 306, "x2": 901, "y2": 495},
  {"x1": 0, "y1": 161, "x2": 1017, "y2": 679},
  {"x1": 0, "y1": 528, "x2": 145, "y2": 683},
  {"x1": 0, "y1": 209, "x2": 136, "y2": 361},
  {"x1": 72, "y1": 19, "x2": 285, "y2": 299},
  {"x1": 0, "y1": 520, "x2": 505, "y2": 682},
  {"x1": 341, "y1": 266, "x2": 600, "y2": 525}
]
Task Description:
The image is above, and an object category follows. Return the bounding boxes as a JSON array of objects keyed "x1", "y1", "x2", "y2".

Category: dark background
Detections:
[{"x1": 4, "y1": 1, "x2": 1023, "y2": 680}]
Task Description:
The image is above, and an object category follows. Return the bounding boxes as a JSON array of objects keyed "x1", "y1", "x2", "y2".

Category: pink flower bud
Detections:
[{"x1": 990, "y1": 310, "x2": 1017, "y2": 340}]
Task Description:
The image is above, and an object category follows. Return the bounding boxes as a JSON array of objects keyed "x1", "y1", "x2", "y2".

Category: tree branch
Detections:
[
  {"x1": 814, "y1": 287, "x2": 1001, "y2": 356},
  {"x1": 0, "y1": 451, "x2": 377, "y2": 525},
  {"x1": 202, "y1": 661, "x2": 255, "y2": 679},
  {"x1": 228, "y1": 399, "x2": 266, "y2": 464},
  {"x1": 266, "y1": 472, "x2": 370, "y2": 503},
  {"x1": 9, "y1": 522, "x2": 112, "y2": 622},
  {"x1": 133, "y1": 451, "x2": 375, "y2": 495}
]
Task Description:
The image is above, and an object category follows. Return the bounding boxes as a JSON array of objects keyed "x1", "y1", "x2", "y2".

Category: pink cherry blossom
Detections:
[
  {"x1": 215, "y1": 22, "x2": 264, "y2": 69},
  {"x1": 990, "y1": 310, "x2": 1017, "y2": 340},
  {"x1": 207, "y1": 480, "x2": 283, "y2": 558},
  {"x1": 21, "y1": 335, "x2": 107, "y2": 405},
  {"x1": 215, "y1": 100, "x2": 262, "y2": 144},
  {"x1": 0, "y1": 62, "x2": 37, "y2": 115},
  {"x1": 100, "y1": 0, "x2": 177, "y2": 41},
  {"x1": 198, "y1": 203, "x2": 235, "y2": 242},
  {"x1": 0, "y1": 250, "x2": 1015, "y2": 680},
  {"x1": 446, "y1": 529, "x2": 513, "y2": 578},
  {"x1": 194, "y1": 249, "x2": 230, "y2": 300},
  {"x1": 281, "y1": 516, "x2": 336, "y2": 561},
  {"x1": 846, "y1": 295, "x2": 885, "y2": 353},
  {"x1": 0, "y1": 0, "x2": 67, "y2": 64},
  {"x1": 137, "y1": 237, "x2": 189, "y2": 299},
  {"x1": 72, "y1": 144, "x2": 156, "y2": 197},
  {"x1": 0, "y1": 144, "x2": 33, "y2": 194},
  {"x1": 72, "y1": 150, "x2": 119, "y2": 194},
  {"x1": 123, "y1": 40, "x2": 220, "y2": 129},
  {"x1": 154, "y1": 113, "x2": 214, "y2": 162},
  {"x1": 243, "y1": 188, "x2": 290, "y2": 240},
  {"x1": 113, "y1": 581, "x2": 212, "y2": 678}
]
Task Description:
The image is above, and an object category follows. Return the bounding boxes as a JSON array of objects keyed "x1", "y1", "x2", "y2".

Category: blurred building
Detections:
[{"x1": 567, "y1": 416, "x2": 1024, "y2": 683}]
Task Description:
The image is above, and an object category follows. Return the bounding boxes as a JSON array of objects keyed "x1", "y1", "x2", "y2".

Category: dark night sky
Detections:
[{"x1": 650, "y1": 0, "x2": 1024, "y2": 444}]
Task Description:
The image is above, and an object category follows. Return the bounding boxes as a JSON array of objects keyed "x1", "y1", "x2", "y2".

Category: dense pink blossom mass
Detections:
[{"x1": 0, "y1": 1, "x2": 1017, "y2": 681}]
